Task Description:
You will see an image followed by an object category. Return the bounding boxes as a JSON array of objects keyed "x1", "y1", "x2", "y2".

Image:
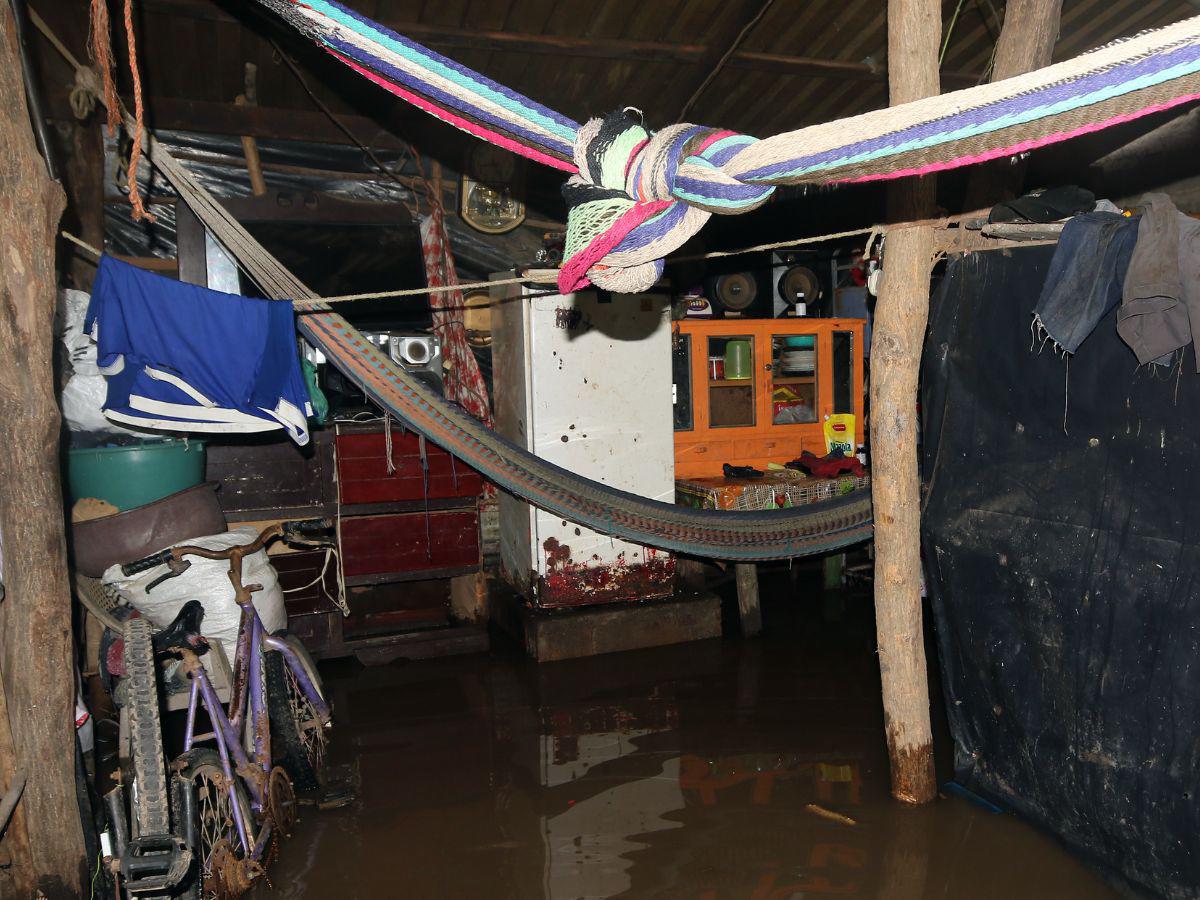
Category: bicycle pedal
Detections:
[
  {"x1": 120, "y1": 834, "x2": 193, "y2": 894},
  {"x1": 316, "y1": 784, "x2": 356, "y2": 810}
]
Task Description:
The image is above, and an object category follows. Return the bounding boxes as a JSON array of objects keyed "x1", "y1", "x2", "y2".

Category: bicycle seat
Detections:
[{"x1": 152, "y1": 599, "x2": 210, "y2": 656}]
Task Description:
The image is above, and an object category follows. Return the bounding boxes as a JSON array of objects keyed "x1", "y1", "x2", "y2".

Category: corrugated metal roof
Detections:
[
  {"x1": 104, "y1": 1, "x2": 1200, "y2": 140},
  {"x1": 35, "y1": 0, "x2": 1171, "y2": 168}
]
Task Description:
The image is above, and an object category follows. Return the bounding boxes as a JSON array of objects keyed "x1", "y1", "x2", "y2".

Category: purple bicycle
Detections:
[{"x1": 111, "y1": 519, "x2": 334, "y2": 898}]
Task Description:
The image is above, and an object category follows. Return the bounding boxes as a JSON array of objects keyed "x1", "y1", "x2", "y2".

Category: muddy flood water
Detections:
[{"x1": 261, "y1": 573, "x2": 1117, "y2": 899}]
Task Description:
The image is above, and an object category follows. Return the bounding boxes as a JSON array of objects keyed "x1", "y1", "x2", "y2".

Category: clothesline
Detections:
[
  {"x1": 60, "y1": 230, "x2": 529, "y2": 304},
  {"x1": 61, "y1": 220, "x2": 918, "y2": 306}
]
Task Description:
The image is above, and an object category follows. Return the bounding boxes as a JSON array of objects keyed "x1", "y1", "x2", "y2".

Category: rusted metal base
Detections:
[{"x1": 491, "y1": 583, "x2": 721, "y2": 662}]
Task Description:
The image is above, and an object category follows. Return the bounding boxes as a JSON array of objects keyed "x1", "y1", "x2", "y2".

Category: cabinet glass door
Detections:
[
  {"x1": 672, "y1": 334, "x2": 693, "y2": 431},
  {"x1": 707, "y1": 335, "x2": 755, "y2": 428},
  {"x1": 832, "y1": 331, "x2": 854, "y2": 414},
  {"x1": 771, "y1": 333, "x2": 818, "y2": 425}
]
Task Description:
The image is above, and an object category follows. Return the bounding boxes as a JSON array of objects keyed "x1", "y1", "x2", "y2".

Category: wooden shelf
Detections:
[
  {"x1": 772, "y1": 375, "x2": 815, "y2": 385},
  {"x1": 708, "y1": 378, "x2": 754, "y2": 388}
]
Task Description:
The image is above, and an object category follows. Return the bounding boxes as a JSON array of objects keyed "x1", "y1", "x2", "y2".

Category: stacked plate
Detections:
[{"x1": 780, "y1": 349, "x2": 815, "y2": 374}]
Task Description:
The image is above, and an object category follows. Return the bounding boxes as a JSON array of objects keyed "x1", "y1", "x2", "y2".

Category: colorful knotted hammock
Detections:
[{"x1": 254, "y1": 0, "x2": 1200, "y2": 294}]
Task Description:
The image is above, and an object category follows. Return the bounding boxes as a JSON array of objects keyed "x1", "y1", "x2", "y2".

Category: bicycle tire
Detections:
[
  {"x1": 173, "y1": 748, "x2": 255, "y2": 900},
  {"x1": 265, "y1": 636, "x2": 329, "y2": 791},
  {"x1": 124, "y1": 615, "x2": 171, "y2": 840}
]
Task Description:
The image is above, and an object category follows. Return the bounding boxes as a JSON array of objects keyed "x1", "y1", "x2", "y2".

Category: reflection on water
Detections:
[{"x1": 261, "y1": 586, "x2": 1116, "y2": 899}]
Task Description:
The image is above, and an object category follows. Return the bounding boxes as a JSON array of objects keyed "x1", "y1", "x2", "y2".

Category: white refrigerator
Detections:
[{"x1": 492, "y1": 272, "x2": 676, "y2": 608}]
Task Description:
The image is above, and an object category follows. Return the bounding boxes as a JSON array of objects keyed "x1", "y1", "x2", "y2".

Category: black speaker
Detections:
[
  {"x1": 384, "y1": 334, "x2": 444, "y2": 395},
  {"x1": 703, "y1": 270, "x2": 773, "y2": 318},
  {"x1": 776, "y1": 265, "x2": 822, "y2": 312},
  {"x1": 318, "y1": 332, "x2": 444, "y2": 415},
  {"x1": 702, "y1": 254, "x2": 828, "y2": 319}
]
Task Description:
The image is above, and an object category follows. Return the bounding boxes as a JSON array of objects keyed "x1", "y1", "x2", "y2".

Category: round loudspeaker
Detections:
[
  {"x1": 712, "y1": 272, "x2": 758, "y2": 311},
  {"x1": 463, "y1": 290, "x2": 492, "y2": 333},
  {"x1": 778, "y1": 265, "x2": 821, "y2": 306},
  {"x1": 403, "y1": 341, "x2": 430, "y2": 364}
]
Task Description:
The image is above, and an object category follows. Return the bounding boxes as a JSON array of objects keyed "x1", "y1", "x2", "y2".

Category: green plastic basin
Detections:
[{"x1": 67, "y1": 440, "x2": 207, "y2": 511}]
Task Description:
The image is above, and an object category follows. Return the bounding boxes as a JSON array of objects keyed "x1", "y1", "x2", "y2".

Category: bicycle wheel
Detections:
[
  {"x1": 265, "y1": 636, "x2": 329, "y2": 791},
  {"x1": 173, "y1": 748, "x2": 256, "y2": 900},
  {"x1": 123, "y1": 616, "x2": 171, "y2": 839}
]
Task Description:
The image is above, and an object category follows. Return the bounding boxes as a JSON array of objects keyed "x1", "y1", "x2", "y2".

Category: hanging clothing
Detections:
[
  {"x1": 1117, "y1": 193, "x2": 1200, "y2": 370},
  {"x1": 1032, "y1": 210, "x2": 1140, "y2": 355},
  {"x1": 85, "y1": 255, "x2": 312, "y2": 444},
  {"x1": 419, "y1": 206, "x2": 493, "y2": 428}
]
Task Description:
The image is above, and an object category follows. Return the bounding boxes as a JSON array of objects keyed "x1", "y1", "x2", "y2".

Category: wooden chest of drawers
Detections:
[{"x1": 206, "y1": 422, "x2": 486, "y2": 663}]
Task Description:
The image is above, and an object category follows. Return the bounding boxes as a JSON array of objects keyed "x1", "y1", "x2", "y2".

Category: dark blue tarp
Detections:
[{"x1": 922, "y1": 245, "x2": 1200, "y2": 899}]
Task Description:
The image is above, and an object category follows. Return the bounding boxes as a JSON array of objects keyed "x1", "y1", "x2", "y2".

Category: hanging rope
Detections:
[
  {"x1": 252, "y1": 1, "x2": 1200, "y2": 293},
  {"x1": 121, "y1": 0, "x2": 154, "y2": 222},
  {"x1": 89, "y1": 0, "x2": 154, "y2": 220},
  {"x1": 87, "y1": 0, "x2": 118, "y2": 135}
]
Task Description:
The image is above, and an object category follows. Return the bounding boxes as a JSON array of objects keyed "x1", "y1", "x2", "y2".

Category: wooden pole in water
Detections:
[
  {"x1": 0, "y1": 5, "x2": 87, "y2": 894},
  {"x1": 870, "y1": 0, "x2": 940, "y2": 805},
  {"x1": 735, "y1": 563, "x2": 762, "y2": 637}
]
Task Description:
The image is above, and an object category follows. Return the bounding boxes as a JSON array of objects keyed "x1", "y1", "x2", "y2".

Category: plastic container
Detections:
[
  {"x1": 70, "y1": 482, "x2": 225, "y2": 577},
  {"x1": 784, "y1": 335, "x2": 816, "y2": 349},
  {"x1": 724, "y1": 340, "x2": 753, "y2": 380},
  {"x1": 67, "y1": 439, "x2": 207, "y2": 511}
]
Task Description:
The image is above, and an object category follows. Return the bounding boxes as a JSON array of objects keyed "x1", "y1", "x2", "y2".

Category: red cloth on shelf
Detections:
[{"x1": 790, "y1": 450, "x2": 867, "y2": 479}]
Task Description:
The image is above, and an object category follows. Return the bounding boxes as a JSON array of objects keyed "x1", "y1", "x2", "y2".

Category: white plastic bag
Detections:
[
  {"x1": 58, "y1": 288, "x2": 140, "y2": 436},
  {"x1": 101, "y1": 527, "x2": 287, "y2": 670},
  {"x1": 58, "y1": 288, "x2": 98, "y2": 375},
  {"x1": 62, "y1": 373, "x2": 124, "y2": 435}
]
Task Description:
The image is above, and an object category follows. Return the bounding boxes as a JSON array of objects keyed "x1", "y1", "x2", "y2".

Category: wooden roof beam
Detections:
[
  {"x1": 41, "y1": 86, "x2": 432, "y2": 151},
  {"x1": 139, "y1": 0, "x2": 982, "y2": 87}
]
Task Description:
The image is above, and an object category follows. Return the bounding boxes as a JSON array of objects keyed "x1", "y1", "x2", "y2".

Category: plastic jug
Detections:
[{"x1": 724, "y1": 340, "x2": 752, "y2": 380}]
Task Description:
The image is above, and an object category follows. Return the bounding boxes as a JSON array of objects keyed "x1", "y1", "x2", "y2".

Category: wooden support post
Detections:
[
  {"x1": 676, "y1": 557, "x2": 708, "y2": 588},
  {"x1": 55, "y1": 117, "x2": 105, "y2": 291},
  {"x1": 0, "y1": 5, "x2": 87, "y2": 895},
  {"x1": 822, "y1": 553, "x2": 844, "y2": 591},
  {"x1": 450, "y1": 570, "x2": 490, "y2": 624},
  {"x1": 735, "y1": 563, "x2": 762, "y2": 637},
  {"x1": 237, "y1": 63, "x2": 268, "y2": 197},
  {"x1": 869, "y1": 0, "x2": 941, "y2": 805},
  {"x1": 963, "y1": 0, "x2": 1063, "y2": 208}
]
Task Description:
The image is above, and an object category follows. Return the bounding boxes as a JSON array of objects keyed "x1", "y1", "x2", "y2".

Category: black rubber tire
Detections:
[
  {"x1": 173, "y1": 748, "x2": 254, "y2": 900},
  {"x1": 265, "y1": 636, "x2": 328, "y2": 791},
  {"x1": 123, "y1": 616, "x2": 170, "y2": 840},
  {"x1": 171, "y1": 774, "x2": 201, "y2": 900}
]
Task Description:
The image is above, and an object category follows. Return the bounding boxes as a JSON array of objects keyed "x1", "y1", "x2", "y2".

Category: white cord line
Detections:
[
  {"x1": 279, "y1": 545, "x2": 336, "y2": 593},
  {"x1": 61, "y1": 231, "x2": 532, "y2": 303},
  {"x1": 62, "y1": 222, "x2": 901, "y2": 306}
]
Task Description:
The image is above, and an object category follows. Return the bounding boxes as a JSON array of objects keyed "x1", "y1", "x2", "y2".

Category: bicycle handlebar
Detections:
[
  {"x1": 121, "y1": 549, "x2": 175, "y2": 578},
  {"x1": 119, "y1": 519, "x2": 336, "y2": 579},
  {"x1": 282, "y1": 517, "x2": 334, "y2": 540}
]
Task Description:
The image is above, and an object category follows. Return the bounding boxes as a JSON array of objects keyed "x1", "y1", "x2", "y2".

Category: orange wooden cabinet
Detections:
[{"x1": 672, "y1": 318, "x2": 866, "y2": 479}]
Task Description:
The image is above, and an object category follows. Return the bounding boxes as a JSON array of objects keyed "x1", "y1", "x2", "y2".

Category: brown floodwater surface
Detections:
[{"x1": 259, "y1": 580, "x2": 1117, "y2": 899}]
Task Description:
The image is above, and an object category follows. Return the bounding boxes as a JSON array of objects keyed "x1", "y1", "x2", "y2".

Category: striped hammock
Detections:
[{"x1": 253, "y1": 0, "x2": 1200, "y2": 292}]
